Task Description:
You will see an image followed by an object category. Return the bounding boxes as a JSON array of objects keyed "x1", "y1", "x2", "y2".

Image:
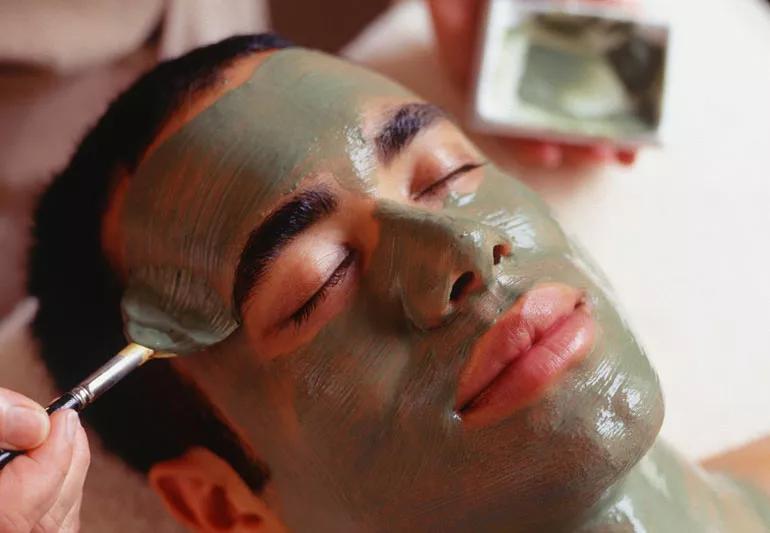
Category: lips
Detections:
[{"x1": 456, "y1": 283, "x2": 596, "y2": 427}]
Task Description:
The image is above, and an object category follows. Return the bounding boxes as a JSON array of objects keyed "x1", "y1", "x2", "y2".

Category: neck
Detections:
[{"x1": 575, "y1": 441, "x2": 770, "y2": 532}]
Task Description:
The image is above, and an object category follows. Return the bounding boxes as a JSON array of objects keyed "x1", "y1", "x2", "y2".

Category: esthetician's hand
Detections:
[
  {"x1": 0, "y1": 388, "x2": 89, "y2": 533},
  {"x1": 427, "y1": 0, "x2": 637, "y2": 169}
]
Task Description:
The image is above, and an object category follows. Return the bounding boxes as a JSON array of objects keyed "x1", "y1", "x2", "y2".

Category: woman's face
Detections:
[{"x1": 114, "y1": 49, "x2": 663, "y2": 532}]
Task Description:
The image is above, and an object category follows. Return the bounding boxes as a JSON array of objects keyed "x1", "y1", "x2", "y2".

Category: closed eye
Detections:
[
  {"x1": 282, "y1": 248, "x2": 357, "y2": 329},
  {"x1": 412, "y1": 162, "x2": 487, "y2": 202}
]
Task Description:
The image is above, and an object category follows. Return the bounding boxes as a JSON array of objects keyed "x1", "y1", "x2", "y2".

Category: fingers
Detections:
[
  {"x1": 427, "y1": 0, "x2": 484, "y2": 88},
  {"x1": 561, "y1": 144, "x2": 616, "y2": 167},
  {"x1": 60, "y1": 497, "x2": 83, "y2": 533},
  {"x1": 561, "y1": 145, "x2": 639, "y2": 167},
  {"x1": 0, "y1": 388, "x2": 50, "y2": 451},
  {"x1": 504, "y1": 138, "x2": 638, "y2": 169},
  {"x1": 0, "y1": 410, "x2": 78, "y2": 530},
  {"x1": 36, "y1": 422, "x2": 90, "y2": 533},
  {"x1": 505, "y1": 138, "x2": 564, "y2": 169},
  {"x1": 57, "y1": 498, "x2": 82, "y2": 533},
  {"x1": 616, "y1": 149, "x2": 638, "y2": 166}
]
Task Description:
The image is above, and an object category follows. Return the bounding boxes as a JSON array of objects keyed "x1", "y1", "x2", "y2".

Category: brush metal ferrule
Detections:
[{"x1": 75, "y1": 343, "x2": 155, "y2": 408}]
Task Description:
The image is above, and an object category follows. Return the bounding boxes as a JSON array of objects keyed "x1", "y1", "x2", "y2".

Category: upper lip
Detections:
[{"x1": 455, "y1": 282, "x2": 592, "y2": 416}]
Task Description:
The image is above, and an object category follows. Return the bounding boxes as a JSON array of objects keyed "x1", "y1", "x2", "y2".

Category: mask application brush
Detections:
[{"x1": 0, "y1": 343, "x2": 170, "y2": 469}]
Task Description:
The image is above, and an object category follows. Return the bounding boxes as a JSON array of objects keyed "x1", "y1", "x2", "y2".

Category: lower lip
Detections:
[{"x1": 458, "y1": 292, "x2": 596, "y2": 428}]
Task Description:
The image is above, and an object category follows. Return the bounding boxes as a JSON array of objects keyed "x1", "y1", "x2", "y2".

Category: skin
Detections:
[
  {"x1": 101, "y1": 49, "x2": 769, "y2": 532},
  {"x1": 704, "y1": 438, "x2": 770, "y2": 497},
  {"x1": 0, "y1": 388, "x2": 89, "y2": 533}
]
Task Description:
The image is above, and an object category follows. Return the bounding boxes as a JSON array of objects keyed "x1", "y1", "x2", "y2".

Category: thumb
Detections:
[
  {"x1": 0, "y1": 388, "x2": 50, "y2": 450},
  {"x1": 427, "y1": 0, "x2": 485, "y2": 89}
]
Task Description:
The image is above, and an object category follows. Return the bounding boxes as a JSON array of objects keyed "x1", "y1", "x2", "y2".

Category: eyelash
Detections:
[
  {"x1": 286, "y1": 249, "x2": 357, "y2": 329},
  {"x1": 413, "y1": 162, "x2": 487, "y2": 201},
  {"x1": 280, "y1": 162, "x2": 485, "y2": 329}
]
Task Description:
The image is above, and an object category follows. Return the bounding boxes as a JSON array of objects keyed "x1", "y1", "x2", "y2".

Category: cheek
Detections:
[
  {"x1": 275, "y1": 315, "x2": 414, "y2": 438},
  {"x1": 467, "y1": 171, "x2": 570, "y2": 254}
]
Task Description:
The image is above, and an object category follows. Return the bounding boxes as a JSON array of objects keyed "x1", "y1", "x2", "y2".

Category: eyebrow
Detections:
[
  {"x1": 232, "y1": 187, "x2": 338, "y2": 311},
  {"x1": 375, "y1": 103, "x2": 446, "y2": 164}
]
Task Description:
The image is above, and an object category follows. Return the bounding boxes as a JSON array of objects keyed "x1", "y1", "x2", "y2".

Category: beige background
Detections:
[{"x1": 0, "y1": 0, "x2": 768, "y2": 530}]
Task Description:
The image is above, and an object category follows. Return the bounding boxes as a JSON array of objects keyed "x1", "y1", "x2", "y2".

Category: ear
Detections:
[{"x1": 149, "y1": 447, "x2": 285, "y2": 532}]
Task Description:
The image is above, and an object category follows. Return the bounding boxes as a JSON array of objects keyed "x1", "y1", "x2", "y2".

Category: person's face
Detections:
[{"x1": 112, "y1": 49, "x2": 663, "y2": 532}]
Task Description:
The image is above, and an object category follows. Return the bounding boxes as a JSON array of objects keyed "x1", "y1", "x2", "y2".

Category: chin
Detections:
[
  {"x1": 540, "y1": 288, "x2": 667, "y2": 504},
  {"x1": 461, "y1": 343, "x2": 665, "y2": 531},
  {"x1": 537, "y1": 346, "x2": 665, "y2": 515}
]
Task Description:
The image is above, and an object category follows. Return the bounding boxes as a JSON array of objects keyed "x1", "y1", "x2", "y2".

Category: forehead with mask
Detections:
[{"x1": 109, "y1": 48, "x2": 663, "y2": 532}]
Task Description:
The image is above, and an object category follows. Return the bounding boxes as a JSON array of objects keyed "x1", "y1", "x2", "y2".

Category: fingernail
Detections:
[
  {"x1": 65, "y1": 410, "x2": 79, "y2": 440},
  {"x1": 7, "y1": 405, "x2": 49, "y2": 447},
  {"x1": 617, "y1": 150, "x2": 637, "y2": 165},
  {"x1": 591, "y1": 145, "x2": 614, "y2": 161},
  {"x1": 540, "y1": 145, "x2": 562, "y2": 169}
]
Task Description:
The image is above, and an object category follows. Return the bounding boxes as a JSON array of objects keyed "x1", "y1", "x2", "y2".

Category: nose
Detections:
[
  {"x1": 374, "y1": 204, "x2": 511, "y2": 330},
  {"x1": 448, "y1": 242, "x2": 510, "y2": 302}
]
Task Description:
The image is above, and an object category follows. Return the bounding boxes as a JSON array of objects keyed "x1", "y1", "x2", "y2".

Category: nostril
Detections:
[
  {"x1": 493, "y1": 244, "x2": 510, "y2": 265},
  {"x1": 450, "y1": 271, "x2": 476, "y2": 302}
]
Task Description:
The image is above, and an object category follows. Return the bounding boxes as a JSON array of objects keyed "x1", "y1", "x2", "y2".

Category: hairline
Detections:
[
  {"x1": 101, "y1": 49, "x2": 278, "y2": 279},
  {"x1": 29, "y1": 34, "x2": 295, "y2": 493}
]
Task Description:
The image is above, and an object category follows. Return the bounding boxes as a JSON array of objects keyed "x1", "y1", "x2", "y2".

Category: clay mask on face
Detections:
[
  {"x1": 115, "y1": 49, "x2": 675, "y2": 531},
  {"x1": 119, "y1": 49, "x2": 410, "y2": 353}
]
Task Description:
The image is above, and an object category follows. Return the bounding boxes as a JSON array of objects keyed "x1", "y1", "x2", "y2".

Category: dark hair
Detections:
[{"x1": 27, "y1": 34, "x2": 293, "y2": 492}]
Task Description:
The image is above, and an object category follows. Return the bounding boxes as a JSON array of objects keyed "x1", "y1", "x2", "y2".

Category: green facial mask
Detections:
[
  {"x1": 120, "y1": 49, "x2": 406, "y2": 352},
  {"x1": 119, "y1": 49, "x2": 769, "y2": 532}
]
